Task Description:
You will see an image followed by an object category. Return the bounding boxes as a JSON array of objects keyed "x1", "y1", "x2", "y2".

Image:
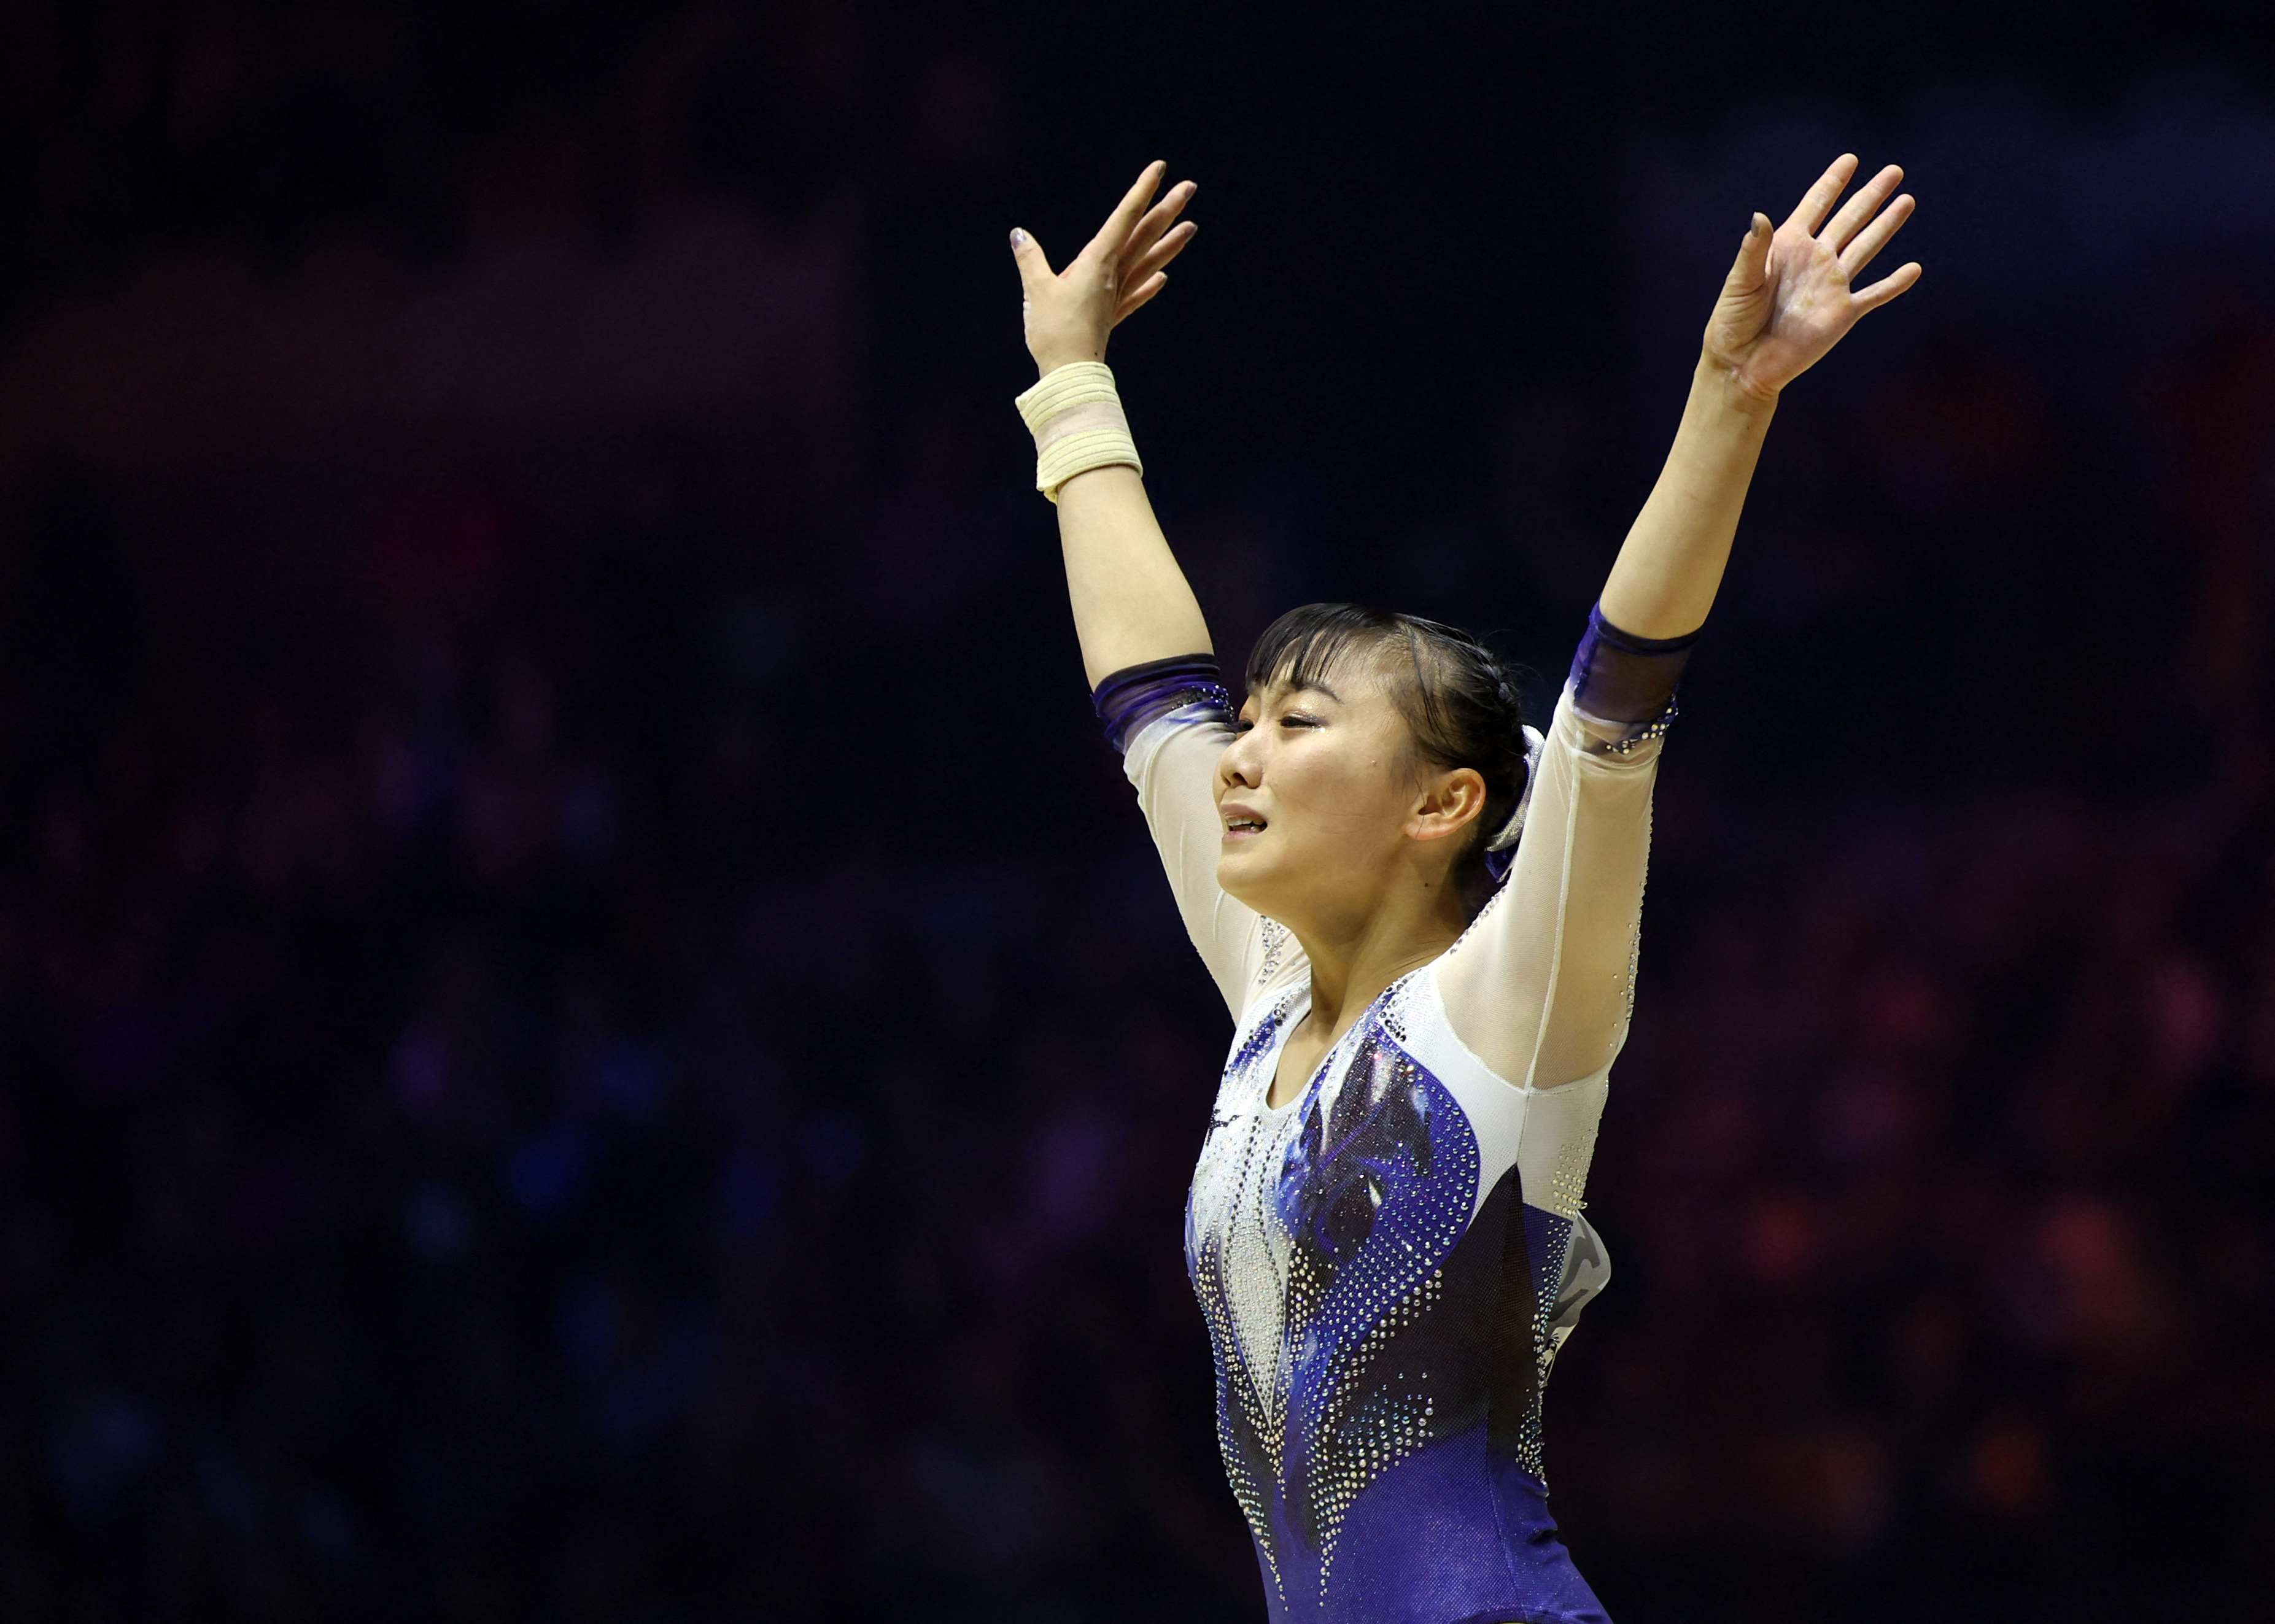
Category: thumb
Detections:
[
  {"x1": 1009, "y1": 227, "x2": 1056, "y2": 293},
  {"x1": 1727, "y1": 212, "x2": 1773, "y2": 293}
]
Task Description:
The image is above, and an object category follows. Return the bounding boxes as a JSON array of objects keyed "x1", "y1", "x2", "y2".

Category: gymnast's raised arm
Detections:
[
  {"x1": 1600, "y1": 153, "x2": 1921, "y2": 638},
  {"x1": 1007, "y1": 165, "x2": 1279, "y2": 1011},
  {"x1": 1437, "y1": 152, "x2": 1923, "y2": 1086},
  {"x1": 1008, "y1": 162, "x2": 1204, "y2": 685}
]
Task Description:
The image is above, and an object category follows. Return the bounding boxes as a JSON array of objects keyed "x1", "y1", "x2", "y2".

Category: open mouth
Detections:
[{"x1": 1222, "y1": 816, "x2": 1267, "y2": 838}]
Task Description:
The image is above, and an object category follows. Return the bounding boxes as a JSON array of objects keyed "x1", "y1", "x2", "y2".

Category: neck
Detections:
[{"x1": 1292, "y1": 879, "x2": 1469, "y2": 1035}]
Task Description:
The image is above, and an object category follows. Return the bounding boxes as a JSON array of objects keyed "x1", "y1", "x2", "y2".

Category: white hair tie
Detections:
[{"x1": 1485, "y1": 724, "x2": 1546, "y2": 855}]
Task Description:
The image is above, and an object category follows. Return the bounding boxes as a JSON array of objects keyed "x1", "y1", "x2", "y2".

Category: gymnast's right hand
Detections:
[{"x1": 1010, "y1": 161, "x2": 1198, "y2": 377}]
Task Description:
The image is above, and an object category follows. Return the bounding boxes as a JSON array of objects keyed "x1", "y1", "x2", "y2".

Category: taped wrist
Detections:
[{"x1": 1014, "y1": 362, "x2": 1143, "y2": 503}]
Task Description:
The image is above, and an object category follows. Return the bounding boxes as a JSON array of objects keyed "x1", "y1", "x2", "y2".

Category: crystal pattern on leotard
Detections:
[
  {"x1": 1190, "y1": 987, "x2": 1303, "y2": 1591},
  {"x1": 1278, "y1": 1024, "x2": 1474, "y2": 1582},
  {"x1": 1189, "y1": 976, "x2": 1482, "y2": 1605},
  {"x1": 1255, "y1": 919, "x2": 1290, "y2": 988}
]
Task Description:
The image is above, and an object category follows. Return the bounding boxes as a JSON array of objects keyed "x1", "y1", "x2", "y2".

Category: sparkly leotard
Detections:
[{"x1": 1098, "y1": 609, "x2": 1692, "y2": 1624}]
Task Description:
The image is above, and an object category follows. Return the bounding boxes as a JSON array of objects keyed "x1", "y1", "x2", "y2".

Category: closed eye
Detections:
[{"x1": 1279, "y1": 712, "x2": 1324, "y2": 729}]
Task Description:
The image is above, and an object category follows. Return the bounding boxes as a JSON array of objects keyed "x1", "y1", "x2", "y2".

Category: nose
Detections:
[{"x1": 1219, "y1": 726, "x2": 1261, "y2": 790}]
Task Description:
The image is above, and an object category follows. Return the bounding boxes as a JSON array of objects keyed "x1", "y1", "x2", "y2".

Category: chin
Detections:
[{"x1": 1216, "y1": 846, "x2": 1290, "y2": 919}]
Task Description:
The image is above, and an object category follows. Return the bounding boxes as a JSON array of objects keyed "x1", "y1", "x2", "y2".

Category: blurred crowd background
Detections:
[{"x1": 2, "y1": 2, "x2": 2273, "y2": 1620}]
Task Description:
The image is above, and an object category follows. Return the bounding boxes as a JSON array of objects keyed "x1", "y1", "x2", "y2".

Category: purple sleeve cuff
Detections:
[
  {"x1": 1568, "y1": 604, "x2": 1699, "y2": 740},
  {"x1": 1092, "y1": 654, "x2": 1234, "y2": 755}
]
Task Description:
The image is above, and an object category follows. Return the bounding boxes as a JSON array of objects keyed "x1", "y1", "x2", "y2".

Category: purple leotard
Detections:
[{"x1": 1096, "y1": 609, "x2": 1691, "y2": 1623}]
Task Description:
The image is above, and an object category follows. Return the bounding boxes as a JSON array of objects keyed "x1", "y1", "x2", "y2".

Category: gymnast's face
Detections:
[{"x1": 1215, "y1": 662, "x2": 1482, "y2": 931}]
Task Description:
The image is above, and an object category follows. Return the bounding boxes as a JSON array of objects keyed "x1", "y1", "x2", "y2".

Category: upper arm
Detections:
[
  {"x1": 1101, "y1": 658, "x2": 1270, "y2": 1018},
  {"x1": 1435, "y1": 689, "x2": 1661, "y2": 1087},
  {"x1": 1435, "y1": 608, "x2": 1692, "y2": 1088}
]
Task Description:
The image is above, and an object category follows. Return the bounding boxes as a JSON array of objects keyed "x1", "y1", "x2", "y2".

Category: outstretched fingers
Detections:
[
  {"x1": 1839, "y1": 191, "x2": 1915, "y2": 277},
  {"x1": 1784, "y1": 153, "x2": 1859, "y2": 236},
  {"x1": 1821, "y1": 164, "x2": 1903, "y2": 252},
  {"x1": 1124, "y1": 180, "x2": 1195, "y2": 257},
  {"x1": 1086, "y1": 161, "x2": 1168, "y2": 261},
  {"x1": 1125, "y1": 218, "x2": 1197, "y2": 287},
  {"x1": 1115, "y1": 271, "x2": 1169, "y2": 324},
  {"x1": 1850, "y1": 260, "x2": 1923, "y2": 314}
]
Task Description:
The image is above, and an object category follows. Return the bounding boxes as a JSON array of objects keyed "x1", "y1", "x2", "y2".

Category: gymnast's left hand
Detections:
[
  {"x1": 1702, "y1": 153, "x2": 1921, "y2": 401},
  {"x1": 1011, "y1": 161, "x2": 1199, "y2": 377}
]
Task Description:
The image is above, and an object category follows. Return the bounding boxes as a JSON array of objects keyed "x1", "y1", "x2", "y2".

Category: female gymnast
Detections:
[{"x1": 1008, "y1": 155, "x2": 1920, "y2": 1624}]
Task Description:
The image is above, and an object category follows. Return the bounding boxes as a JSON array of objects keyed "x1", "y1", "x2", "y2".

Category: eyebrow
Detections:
[{"x1": 1248, "y1": 678, "x2": 1342, "y2": 707}]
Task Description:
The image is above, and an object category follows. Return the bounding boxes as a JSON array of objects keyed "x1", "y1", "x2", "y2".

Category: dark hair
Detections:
[{"x1": 1246, "y1": 603, "x2": 1529, "y2": 916}]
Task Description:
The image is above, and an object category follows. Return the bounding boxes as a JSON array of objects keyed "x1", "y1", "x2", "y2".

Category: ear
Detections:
[{"x1": 1406, "y1": 767, "x2": 1488, "y2": 846}]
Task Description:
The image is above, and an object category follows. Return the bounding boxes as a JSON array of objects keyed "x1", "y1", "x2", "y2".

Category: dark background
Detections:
[{"x1": 3, "y1": 2, "x2": 2274, "y2": 1619}]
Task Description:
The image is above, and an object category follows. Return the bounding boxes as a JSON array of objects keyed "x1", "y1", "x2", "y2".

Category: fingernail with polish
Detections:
[{"x1": 1009, "y1": 228, "x2": 1028, "y2": 248}]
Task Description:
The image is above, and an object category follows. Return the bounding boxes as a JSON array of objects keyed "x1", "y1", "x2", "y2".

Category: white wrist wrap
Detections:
[{"x1": 1014, "y1": 362, "x2": 1142, "y2": 503}]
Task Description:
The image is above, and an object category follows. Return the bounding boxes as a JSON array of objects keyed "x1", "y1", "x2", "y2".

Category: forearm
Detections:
[
  {"x1": 1058, "y1": 465, "x2": 1212, "y2": 687},
  {"x1": 1598, "y1": 355, "x2": 1778, "y2": 639}
]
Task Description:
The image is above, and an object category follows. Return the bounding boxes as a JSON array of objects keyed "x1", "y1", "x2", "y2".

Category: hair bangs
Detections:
[{"x1": 1244, "y1": 602, "x2": 1406, "y2": 698}]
